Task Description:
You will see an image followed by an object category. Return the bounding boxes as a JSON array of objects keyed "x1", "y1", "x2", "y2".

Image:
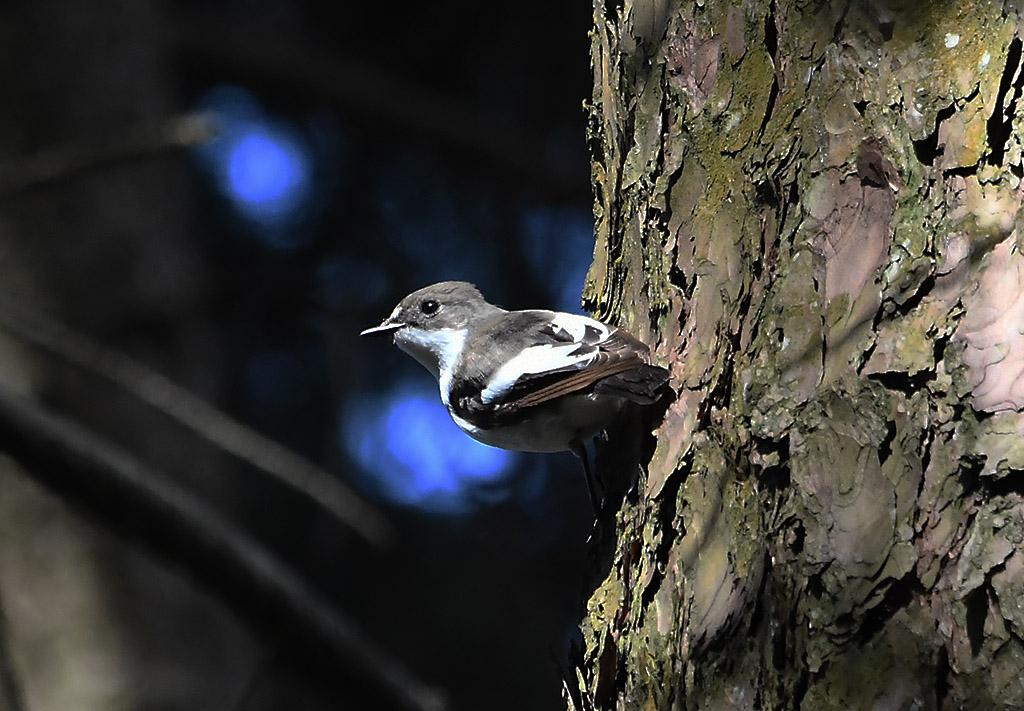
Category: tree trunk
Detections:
[{"x1": 575, "y1": 0, "x2": 1024, "y2": 708}]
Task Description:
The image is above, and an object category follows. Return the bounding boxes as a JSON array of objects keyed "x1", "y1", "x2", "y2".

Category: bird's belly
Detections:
[{"x1": 448, "y1": 393, "x2": 623, "y2": 453}]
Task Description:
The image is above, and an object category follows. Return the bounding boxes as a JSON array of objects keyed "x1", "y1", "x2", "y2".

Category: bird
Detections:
[{"x1": 360, "y1": 281, "x2": 670, "y2": 510}]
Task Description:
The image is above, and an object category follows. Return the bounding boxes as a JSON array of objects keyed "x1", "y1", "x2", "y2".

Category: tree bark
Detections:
[{"x1": 576, "y1": 0, "x2": 1024, "y2": 708}]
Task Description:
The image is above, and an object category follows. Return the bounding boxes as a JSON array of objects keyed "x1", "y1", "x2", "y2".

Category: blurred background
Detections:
[{"x1": 0, "y1": 1, "x2": 598, "y2": 710}]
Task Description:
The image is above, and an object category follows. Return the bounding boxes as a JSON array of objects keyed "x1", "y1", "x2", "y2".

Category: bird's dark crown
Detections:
[{"x1": 388, "y1": 281, "x2": 500, "y2": 331}]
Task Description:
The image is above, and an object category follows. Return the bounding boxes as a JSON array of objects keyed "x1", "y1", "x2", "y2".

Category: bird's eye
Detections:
[{"x1": 420, "y1": 299, "x2": 440, "y2": 315}]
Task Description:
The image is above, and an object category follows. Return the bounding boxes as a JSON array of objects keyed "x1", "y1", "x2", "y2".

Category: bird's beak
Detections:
[{"x1": 360, "y1": 320, "x2": 404, "y2": 337}]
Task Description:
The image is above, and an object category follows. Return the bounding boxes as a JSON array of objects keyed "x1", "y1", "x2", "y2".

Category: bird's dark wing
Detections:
[
  {"x1": 450, "y1": 311, "x2": 665, "y2": 427},
  {"x1": 497, "y1": 329, "x2": 648, "y2": 409}
]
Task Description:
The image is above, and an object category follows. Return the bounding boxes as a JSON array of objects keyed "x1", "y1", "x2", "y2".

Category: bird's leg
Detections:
[{"x1": 569, "y1": 439, "x2": 602, "y2": 514}]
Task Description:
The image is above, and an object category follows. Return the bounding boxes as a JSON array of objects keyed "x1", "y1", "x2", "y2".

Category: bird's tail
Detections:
[{"x1": 595, "y1": 364, "x2": 670, "y2": 404}]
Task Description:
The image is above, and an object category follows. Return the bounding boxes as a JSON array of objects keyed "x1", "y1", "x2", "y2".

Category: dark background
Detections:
[{"x1": 0, "y1": 1, "x2": 598, "y2": 710}]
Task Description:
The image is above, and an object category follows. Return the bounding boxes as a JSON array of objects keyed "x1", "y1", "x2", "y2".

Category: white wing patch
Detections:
[
  {"x1": 479, "y1": 312, "x2": 613, "y2": 405},
  {"x1": 548, "y1": 312, "x2": 611, "y2": 343}
]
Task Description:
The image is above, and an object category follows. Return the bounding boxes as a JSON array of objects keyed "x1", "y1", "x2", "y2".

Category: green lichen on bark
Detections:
[{"x1": 576, "y1": 0, "x2": 1024, "y2": 708}]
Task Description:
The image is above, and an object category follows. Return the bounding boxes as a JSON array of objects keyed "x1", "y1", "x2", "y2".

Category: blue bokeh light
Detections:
[
  {"x1": 193, "y1": 85, "x2": 316, "y2": 245},
  {"x1": 343, "y1": 383, "x2": 516, "y2": 514},
  {"x1": 227, "y1": 130, "x2": 307, "y2": 209}
]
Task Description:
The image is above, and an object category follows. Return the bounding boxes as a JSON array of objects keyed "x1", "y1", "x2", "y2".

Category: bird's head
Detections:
[{"x1": 360, "y1": 281, "x2": 499, "y2": 380}]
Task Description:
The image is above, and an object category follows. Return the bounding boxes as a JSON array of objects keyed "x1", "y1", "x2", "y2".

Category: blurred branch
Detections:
[
  {"x1": 0, "y1": 593, "x2": 26, "y2": 711},
  {"x1": 0, "y1": 113, "x2": 216, "y2": 196},
  {"x1": 229, "y1": 650, "x2": 273, "y2": 711},
  {"x1": 170, "y1": 12, "x2": 587, "y2": 199},
  {"x1": 0, "y1": 305, "x2": 393, "y2": 549},
  {"x1": 0, "y1": 385, "x2": 444, "y2": 711}
]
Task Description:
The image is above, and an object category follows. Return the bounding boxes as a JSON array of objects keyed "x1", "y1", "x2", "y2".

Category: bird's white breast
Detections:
[
  {"x1": 394, "y1": 326, "x2": 468, "y2": 396},
  {"x1": 447, "y1": 391, "x2": 623, "y2": 453}
]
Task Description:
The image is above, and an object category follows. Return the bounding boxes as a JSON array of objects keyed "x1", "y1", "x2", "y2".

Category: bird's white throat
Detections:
[{"x1": 394, "y1": 326, "x2": 468, "y2": 395}]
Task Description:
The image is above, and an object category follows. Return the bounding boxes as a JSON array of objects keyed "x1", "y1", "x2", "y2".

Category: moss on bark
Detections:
[{"x1": 575, "y1": 0, "x2": 1024, "y2": 708}]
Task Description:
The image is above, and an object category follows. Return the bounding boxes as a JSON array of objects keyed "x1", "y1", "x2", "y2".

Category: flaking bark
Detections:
[{"x1": 576, "y1": 0, "x2": 1024, "y2": 708}]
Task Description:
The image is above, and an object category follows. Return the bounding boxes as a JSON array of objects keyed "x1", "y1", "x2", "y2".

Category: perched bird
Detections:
[{"x1": 360, "y1": 281, "x2": 670, "y2": 509}]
